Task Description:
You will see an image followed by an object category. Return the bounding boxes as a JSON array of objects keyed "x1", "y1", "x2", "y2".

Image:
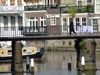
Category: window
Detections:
[
  {"x1": 75, "y1": 18, "x2": 80, "y2": 31},
  {"x1": 0, "y1": 0, "x2": 8, "y2": 6},
  {"x1": 92, "y1": 19, "x2": 97, "y2": 32},
  {"x1": 87, "y1": 0, "x2": 92, "y2": 3},
  {"x1": 40, "y1": 16, "x2": 46, "y2": 27},
  {"x1": 23, "y1": 49, "x2": 26, "y2": 53},
  {"x1": 51, "y1": 17, "x2": 56, "y2": 25},
  {"x1": 96, "y1": 0, "x2": 100, "y2": 13},
  {"x1": 62, "y1": 18, "x2": 67, "y2": 31},
  {"x1": 4, "y1": 16, "x2": 8, "y2": 30},
  {"x1": 18, "y1": 0, "x2": 22, "y2": 5},
  {"x1": 27, "y1": 17, "x2": 38, "y2": 32},
  {"x1": 78, "y1": 1, "x2": 82, "y2": 6},
  {"x1": 10, "y1": 0, "x2": 15, "y2": 5},
  {"x1": 8, "y1": 50, "x2": 12, "y2": 55},
  {"x1": 18, "y1": 16, "x2": 22, "y2": 26},
  {"x1": 11, "y1": 16, "x2": 15, "y2": 30},
  {"x1": 2, "y1": 52, "x2": 4, "y2": 54},
  {"x1": 82, "y1": 18, "x2": 86, "y2": 25}
]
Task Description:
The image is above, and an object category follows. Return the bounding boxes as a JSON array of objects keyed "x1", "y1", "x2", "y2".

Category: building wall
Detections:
[{"x1": 25, "y1": 11, "x2": 46, "y2": 26}]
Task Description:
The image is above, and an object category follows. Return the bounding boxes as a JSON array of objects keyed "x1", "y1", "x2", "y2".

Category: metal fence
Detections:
[
  {"x1": 0, "y1": 25, "x2": 100, "y2": 37},
  {"x1": 25, "y1": 5, "x2": 57, "y2": 11},
  {"x1": 60, "y1": 6, "x2": 94, "y2": 13}
]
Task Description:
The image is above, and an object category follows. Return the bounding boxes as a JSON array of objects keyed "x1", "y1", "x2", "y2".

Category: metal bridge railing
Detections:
[{"x1": 0, "y1": 25, "x2": 100, "y2": 37}]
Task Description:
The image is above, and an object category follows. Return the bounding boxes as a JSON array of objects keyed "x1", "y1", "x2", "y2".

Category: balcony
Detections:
[
  {"x1": 60, "y1": 6, "x2": 94, "y2": 13},
  {"x1": 24, "y1": 5, "x2": 57, "y2": 11},
  {"x1": 0, "y1": 6, "x2": 24, "y2": 12}
]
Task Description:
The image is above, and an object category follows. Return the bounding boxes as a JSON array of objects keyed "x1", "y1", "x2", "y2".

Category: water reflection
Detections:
[{"x1": 0, "y1": 51, "x2": 100, "y2": 75}]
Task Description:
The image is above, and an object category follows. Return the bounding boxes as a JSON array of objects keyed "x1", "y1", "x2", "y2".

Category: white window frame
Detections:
[
  {"x1": 95, "y1": 0, "x2": 100, "y2": 14},
  {"x1": 50, "y1": 16, "x2": 56, "y2": 25},
  {"x1": 27, "y1": 17, "x2": 38, "y2": 32},
  {"x1": 92, "y1": 19, "x2": 97, "y2": 32},
  {"x1": 62, "y1": 18, "x2": 67, "y2": 32},
  {"x1": 99, "y1": 19, "x2": 100, "y2": 32},
  {"x1": 75, "y1": 18, "x2": 80, "y2": 32},
  {"x1": 40, "y1": 16, "x2": 46, "y2": 32},
  {"x1": 40, "y1": 16, "x2": 46, "y2": 26},
  {"x1": 82, "y1": 17, "x2": 86, "y2": 25}
]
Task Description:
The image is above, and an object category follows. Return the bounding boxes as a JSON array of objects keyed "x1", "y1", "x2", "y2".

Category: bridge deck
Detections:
[{"x1": 0, "y1": 35, "x2": 100, "y2": 41}]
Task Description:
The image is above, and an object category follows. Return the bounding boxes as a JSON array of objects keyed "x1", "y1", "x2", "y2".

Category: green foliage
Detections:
[
  {"x1": 82, "y1": 5, "x2": 93, "y2": 12},
  {"x1": 91, "y1": 41, "x2": 96, "y2": 46},
  {"x1": 82, "y1": 7, "x2": 87, "y2": 12},
  {"x1": 69, "y1": 41, "x2": 72, "y2": 46},
  {"x1": 67, "y1": 6, "x2": 78, "y2": 18},
  {"x1": 79, "y1": 41, "x2": 86, "y2": 49},
  {"x1": 86, "y1": 49, "x2": 90, "y2": 54}
]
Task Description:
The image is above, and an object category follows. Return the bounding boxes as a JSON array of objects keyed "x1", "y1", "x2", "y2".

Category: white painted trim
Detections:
[
  {"x1": 23, "y1": 12, "x2": 25, "y2": 27},
  {"x1": 82, "y1": 17, "x2": 86, "y2": 25},
  {"x1": 75, "y1": 17, "x2": 80, "y2": 32},
  {"x1": 25, "y1": 11, "x2": 46, "y2": 13},
  {"x1": 40, "y1": 17, "x2": 46, "y2": 26},
  {"x1": 49, "y1": 0, "x2": 50, "y2": 5},
  {"x1": 15, "y1": 0, "x2": 17, "y2": 6},
  {"x1": 62, "y1": 18, "x2": 67, "y2": 33},
  {"x1": 2, "y1": 16, "x2": 4, "y2": 27},
  {"x1": 80, "y1": 17, "x2": 82, "y2": 25},
  {"x1": 91, "y1": 19, "x2": 98, "y2": 32},
  {"x1": 15, "y1": 16, "x2": 18, "y2": 27},
  {"x1": 8, "y1": 16, "x2": 11, "y2": 27},
  {"x1": 8, "y1": 0, "x2": 10, "y2": 6},
  {"x1": 95, "y1": 0, "x2": 100, "y2": 14},
  {"x1": 0, "y1": 16, "x2": 3, "y2": 27},
  {"x1": 89, "y1": 17, "x2": 100, "y2": 19}
]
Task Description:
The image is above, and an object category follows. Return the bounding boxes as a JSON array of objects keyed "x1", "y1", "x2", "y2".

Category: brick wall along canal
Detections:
[{"x1": 0, "y1": 51, "x2": 100, "y2": 75}]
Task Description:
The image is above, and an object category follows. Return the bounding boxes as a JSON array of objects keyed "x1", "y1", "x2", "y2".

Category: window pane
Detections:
[
  {"x1": 18, "y1": 16, "x2": 22, "y2": 26},
  {"x1": 41, "y1": 21, "x2": 43, "y2": 27},
  {"x1": 11, "y1": 16, "x2": 15, "y2": 30},
  {"x1": 51, "y1": 17, "x2": 56, "y2": 25},
  {"x1": 4, "y1": 16, "x2": 8, "y2": 30},
  {"x1": 63, "y1": 18, "x2": 67, "y2": 31},
  {"x1": 10, "y1": 0, "x2": 15, "y2": 5}
]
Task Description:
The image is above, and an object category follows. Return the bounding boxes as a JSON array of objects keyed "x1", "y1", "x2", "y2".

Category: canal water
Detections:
[{"x1": 0, "y1": 51, "x2": 100, "y2": 75}]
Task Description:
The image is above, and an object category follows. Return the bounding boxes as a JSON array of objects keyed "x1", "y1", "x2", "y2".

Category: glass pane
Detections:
[
  {"x1": 41, "y1": 21, "x2": 43, "y2": 27},
  {"x1": 4, "y1": 16, "x2": 8, "y2": 30},
  {"x1": 63, "y1": 25, "x2": 67, "y2": 31},
  {"x1": 36, "y1": 21, "x2": 38, "y2": 30},
  {"x1": 18, "y1": 16, "x2": 22, "y2": 26},
  {"x1": 30, "y1": 17, "x2": 35, "y2": 19}
]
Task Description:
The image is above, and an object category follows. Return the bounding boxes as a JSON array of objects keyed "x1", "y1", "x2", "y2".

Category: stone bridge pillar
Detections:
[
  {"x1": 75, "y1": 39, "x2": 96, "y2": 70},
  {"x1": 11, "y1": 41, "x2": 23, "y2": 72}
]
